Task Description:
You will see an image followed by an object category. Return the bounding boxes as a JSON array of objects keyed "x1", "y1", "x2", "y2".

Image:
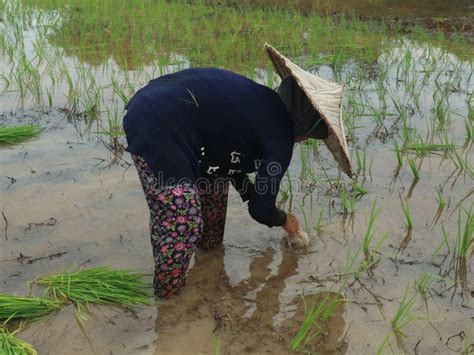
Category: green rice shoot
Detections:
[
  {"x1": 0, "y1": 326, "x2": 37, "y2": 355},
  {"x1": 35, "y1": 267, "x2": 154, "y2": 309},
  {"x1": 407, "y1": 157, "x2": 420, "y2": 180},
  {"x1": 289, "y1": 291, "x2": 346, "y2": 351},
  {"x1": 455, "y1": 207, "x2": 473, "y2": 258},
  {"x1": 400, "y1": 199, "x2": 413, "y2": 230},
  {"x1": 0, "y1": 125, "x2": 43, "y2": 145},
  {"x1": 0, "y1": 294, "x2": 62, "y2": 325},
  {"x1": 389, "y1": 284, "x2": 423, "y2": 350}
]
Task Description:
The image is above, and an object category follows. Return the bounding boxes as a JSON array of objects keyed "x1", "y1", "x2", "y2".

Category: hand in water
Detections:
[{"x1": 282, "y1": 212, "x2": 299, "y2": 235}]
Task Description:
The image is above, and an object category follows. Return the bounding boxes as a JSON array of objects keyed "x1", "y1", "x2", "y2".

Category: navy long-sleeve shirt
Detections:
[{"x1": 123, "y1": 68, "x2": 294, "y2": 227}]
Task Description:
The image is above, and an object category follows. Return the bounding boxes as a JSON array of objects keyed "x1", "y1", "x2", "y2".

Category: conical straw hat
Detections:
[{"x1": 264, "y1": 43, "x2": 353, "y2": 178}]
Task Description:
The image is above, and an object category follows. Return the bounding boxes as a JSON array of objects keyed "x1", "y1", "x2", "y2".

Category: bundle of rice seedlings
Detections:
[
  {"x1": 0, "y1": 294, "x2": 62, "y2": 325},
  {"x1": 0, "y1": 125, "x2": 43, "y2": 144},
  {"x1": 284, "y1": 230, "x2": 310, "y2": 248},
  {"x1": 35, "y1": 267, "x2": 154, "y2": 309},
  {"x1": 0, "y1": 327, "x2": 37, "y2": 355}
]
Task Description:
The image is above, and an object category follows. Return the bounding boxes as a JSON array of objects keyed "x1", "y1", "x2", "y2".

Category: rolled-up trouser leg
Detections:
[
  {"x1": 131, "y1": 154, "x2": 203, "y2": 298},
  {"x1": 197, "y1": 178, "x2": 229, "y2": 250}
]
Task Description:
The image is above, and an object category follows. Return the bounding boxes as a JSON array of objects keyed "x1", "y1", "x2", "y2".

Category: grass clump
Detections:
[
  {"x1": 0, "y1": 327, "x2": 37, "y2": 355},
  {"x1": 0, "y1": 125, "x2": 43, "y2": 145},
  {"x1": 35, "y1": 267, "x2": 154, "y2": 309},
  {"x1": 0, "y1": 294, "x2": 62, "y2": 326}
]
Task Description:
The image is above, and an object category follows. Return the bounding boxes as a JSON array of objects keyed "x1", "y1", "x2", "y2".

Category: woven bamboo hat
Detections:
[{"x1": 265, "y1": 43, "x2": 353, "y2": 178}]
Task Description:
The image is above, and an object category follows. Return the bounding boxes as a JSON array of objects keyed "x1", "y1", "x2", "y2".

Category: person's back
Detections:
[{"x1": 123, "y1": 67, "x2": 293, "y2": 184}]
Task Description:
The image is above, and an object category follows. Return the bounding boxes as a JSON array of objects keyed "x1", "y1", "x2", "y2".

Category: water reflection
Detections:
[{"x1": 153, "y1": 242, "x2": 347, "y2": 353}]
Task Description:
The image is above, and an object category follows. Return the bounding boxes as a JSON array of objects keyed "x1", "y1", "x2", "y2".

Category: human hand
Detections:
[{"x1": 282, "y1": 212, "x2": 299, "y2": 235}]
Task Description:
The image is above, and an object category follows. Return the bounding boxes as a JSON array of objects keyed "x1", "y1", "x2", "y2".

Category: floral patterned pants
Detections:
[{"x1": 131, "y1": 154, "x2": 228, "y2": 298}]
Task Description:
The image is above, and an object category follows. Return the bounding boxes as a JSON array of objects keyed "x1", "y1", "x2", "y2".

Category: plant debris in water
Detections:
[{"x1": 0, "y1": 125, "x2": 43, "y2": 145}]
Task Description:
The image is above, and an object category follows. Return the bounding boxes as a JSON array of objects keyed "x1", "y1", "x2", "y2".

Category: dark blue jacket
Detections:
[{"x1": 123, "y1": 68, "x2": 294, "y2": 227}]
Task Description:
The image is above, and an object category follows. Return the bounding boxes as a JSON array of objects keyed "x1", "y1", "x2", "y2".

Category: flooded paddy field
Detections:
[{"x1": 1, "y1": 0, "x2": 473, "y2": 354}]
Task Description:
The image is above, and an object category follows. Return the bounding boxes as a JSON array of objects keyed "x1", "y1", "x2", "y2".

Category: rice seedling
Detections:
[
  {"x1": 393, "y1": 140, "x2": 403, "y2": 167},
  {"x1": 343, "y1": 243, "x2": 362, "y2": 276},
  {"x1": 111, "y1": 78, "x2": 132, "y2": 106},
  {"x1": 81, "y1": 83, "x2": 102, "y2": 126},
  {"x1": 378, "y1": 283, "x2": 423, "y2": 353},
  {"x1": 464, "y1": 118, "x2": 473, "y2": 142},
  {"x1": 451, "y1": 207, "x2": 473, "y2": 291},
  {"x1": 400, "y1": 199, "x2": 413, "y2": 230},
  {"x1": 0, "y1": 326, "x2": 37, "y2": 355},
  {"x1": 407, "y1": 157, "x2": 420, "y2": 181},
  {"x1": 352, "y1": 182, "x2": 367, "y2": 197},
  {"x1": 0, "y1": 294, "x2": 62, "y2": 325},
  {"x1": 360, "y1": 201, "x2": 388, "y2": 272},
  {"x1": 297, "y1": 201, "x2": 310, "y2": 235},
  {"x1": 314, "y1": 207, "x2": 324, "y2": 234},
  {"x1": 35, "y1": 267, "x2": 154, "y2": 310},
  {"x1": 289, "y1": 291, "x2": 346, "y2": 351},
  {"x1": 455, "y1": 207, "x2": 473, "y2": 259},
  {"x1": 433, "y1": 95, "x2": 450, "y2": 132},
  {"x1": 462, "y1": 338, "x2": 474, "y2": 354},
  {"x1": 430, "y1": 185, "x2": 447, "y2": 227},
  {"x1": 439, "y1": 222, "x2": 451, "y2": 250},
  {"x1": 415, "y1": 272, "x2": 436, "y2": 312},
  {"x1": 0, "y1": 125, "x2": 43, "y2": 145},
  {"x1": 450, "y1": 151, "x2": 473, "y2": 177},
  {"x1": 434, "y1": 185, "x2": 446, "y2": 210},
  {"x1": 403, "y1": 142, "x2": 456, "y2": 156},
  {"x1": 354, "y1": 145, "x2": 367, "y2": 175},
  {"x1": 390, "y1": 285, "x2": 423, "y2": 346},
  {"x1": 362, "y1": 201, "x2": 379, "y2": 256},
  {"x1": 277, "y1": 187, "x2": 289, "y2": 210},
  {"x1": 340, "y1": 189, "x2": 355, "y2": 215}
]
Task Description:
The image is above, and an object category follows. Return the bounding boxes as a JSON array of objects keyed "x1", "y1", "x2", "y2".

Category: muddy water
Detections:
[
  {"x1": 0, "y1": 109, "x2": 349, "y2": 354},
  {"x1": 1, "y1": 105, "x2": 472, "y2": 354}
]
